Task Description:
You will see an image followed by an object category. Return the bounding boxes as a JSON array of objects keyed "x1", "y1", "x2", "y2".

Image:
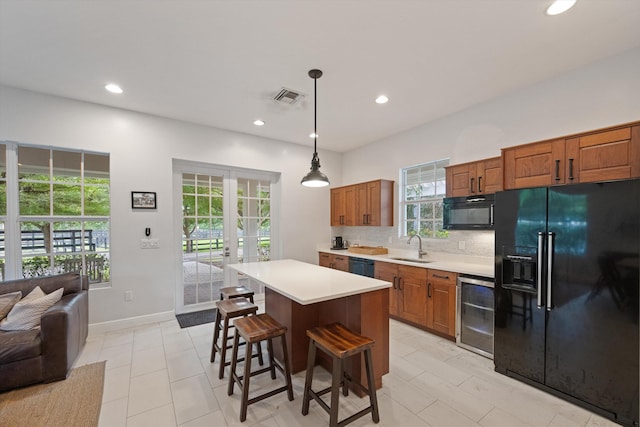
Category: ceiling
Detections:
[{"x1": 1, "y1": 1, "x2": 639, "y2": 153}]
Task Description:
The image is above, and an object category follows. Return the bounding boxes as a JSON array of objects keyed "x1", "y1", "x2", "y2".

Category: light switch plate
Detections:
[{"x1": 140, "y1": 238, "x2": 160, "y2": 249}]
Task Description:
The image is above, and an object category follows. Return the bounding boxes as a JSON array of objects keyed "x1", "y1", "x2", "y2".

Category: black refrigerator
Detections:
[{"x1": 494, "y1": 179, "x2": 639, "y2": 426}]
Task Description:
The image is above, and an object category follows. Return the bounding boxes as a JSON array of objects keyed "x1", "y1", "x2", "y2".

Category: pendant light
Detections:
[{"x1": 301, "y1": 69, "x2": 330, "y2": 187}]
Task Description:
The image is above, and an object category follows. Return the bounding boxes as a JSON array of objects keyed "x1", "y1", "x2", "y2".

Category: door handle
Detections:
[
  {"x1": 398, "y1": 277, "x2": 402, "y2": 291},
  {"x1": 537, "y1": 232, "x2": 544, "y2": 308},
  {"x1": 478, "y1": 176, "x2": 482, "y2": 193},
  {"x1": 568, "y1": 158, "x2": 574, "y2": 181},
  {"x1": 490, "y1": 204, "x2": 495, "y2": 225},
  {"x1": 428, "y1": 282, "x2": 432, "y2": 298},
  {"x1": 224, "y1": 247, "x2": 230, "y2": 257},
  {"x1": 392, "y1": 276, "x2": 397, "y2": 289},
  {"x1": 470, "y1": 177, "x2": 475, "y2": 193},
  {"x1": 547, "y1": 232, "x2": 554, "y2": 311},
  {"x1": 555, "y1": 160, "x2": 561, "y2": 181}
]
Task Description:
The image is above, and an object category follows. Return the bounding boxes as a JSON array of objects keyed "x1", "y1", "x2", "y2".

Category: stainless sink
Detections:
[{"x1": 390, "y1": 257, "x2": 432, "y2": 264}]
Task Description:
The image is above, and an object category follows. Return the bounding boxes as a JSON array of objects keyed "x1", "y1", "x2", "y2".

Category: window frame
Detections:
[
  {"x1": 0, "y1": 142, "x2": 111, "y2": 285},
  {"x1": 399, "y1": 158, "x2": 449, "y2": 239}
]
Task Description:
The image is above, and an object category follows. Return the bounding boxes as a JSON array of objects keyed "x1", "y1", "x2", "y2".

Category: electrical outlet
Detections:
[
  {"x1": 125, "y1": 290, "x2": 133, "y2": 301},
  {"x1": 458, "y1": 240, "x2": 466, "y2": 250}
]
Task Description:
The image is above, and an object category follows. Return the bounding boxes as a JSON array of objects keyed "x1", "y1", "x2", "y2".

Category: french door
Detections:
[{"x1": 173, "y1": 161, "x2": 278, "y2": 314}]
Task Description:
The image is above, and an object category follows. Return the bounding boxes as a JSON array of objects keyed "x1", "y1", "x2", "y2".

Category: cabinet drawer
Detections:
[{"x1": 428, "y1": 269, "x2": 457, "y2": 285}]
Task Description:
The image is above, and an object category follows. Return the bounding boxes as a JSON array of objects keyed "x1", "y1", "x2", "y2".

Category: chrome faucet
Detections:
[{"x1": 407, "y1": 234, "x2": 427, "y2": 259}]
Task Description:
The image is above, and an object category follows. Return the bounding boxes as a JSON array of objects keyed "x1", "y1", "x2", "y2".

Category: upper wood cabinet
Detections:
[
  {"x1": 330, "y1": 179, "x2": 393, "y2": 226},
  {"x1": 503, "y1": 122, "x2": 640, "y2": 190},
  {"x1": 445, "y1": 157, "x2": 502, "y2": 198},
  {"x1": 502, "y1": 138, "x2": 566, "y2": 189},
  {"x1": 565, "y1": 125, "x2": 640, "y2": 184}
]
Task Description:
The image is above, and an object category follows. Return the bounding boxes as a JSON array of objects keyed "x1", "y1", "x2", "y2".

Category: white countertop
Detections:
[
  {"x1": 228, "y1": 259, "x2": 391, "y2": 305},
  {"x1": 318, "y1": 246, "x2": 495, "y2": 278}
]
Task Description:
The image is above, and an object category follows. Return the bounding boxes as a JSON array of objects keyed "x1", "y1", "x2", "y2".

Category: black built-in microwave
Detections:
[{"x1": 443, "y1": 194, "x2": 494, "y2": 230}]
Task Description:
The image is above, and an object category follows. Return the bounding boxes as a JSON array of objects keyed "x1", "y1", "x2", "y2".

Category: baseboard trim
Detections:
[{"x1": 89, "y1": 310, "x2": 175, "y2": 335}]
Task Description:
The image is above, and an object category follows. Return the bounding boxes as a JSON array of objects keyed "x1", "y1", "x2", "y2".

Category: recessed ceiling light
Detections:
[
  {"x1": 309, "y1": 133, "x2": 318, "y2": 138},
  {"x1": 253, "y1": 119, "x2": 265, "y2": 126},
  {"x1": 376, "y1": 95, "x2": 389, "y2": 104},
  {"x1": 546, "y1": 0, "x2": 576, "y2": 16},
  {"x1": 104, "y1": 83, "x2": 123, "y2": 94}
]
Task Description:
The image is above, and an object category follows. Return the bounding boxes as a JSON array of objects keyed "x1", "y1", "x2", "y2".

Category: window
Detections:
[
  {"x1": 0, "y1": 143, "x2": 110, "y2": 285},
  {"x1": 400, "y1": 159, "x2": 449, "y2": 238}
]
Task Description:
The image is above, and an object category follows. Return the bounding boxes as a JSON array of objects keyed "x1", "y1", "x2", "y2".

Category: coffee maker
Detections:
[{"x1": 332, "y1": 236, "x2": 347, "y2": 249}]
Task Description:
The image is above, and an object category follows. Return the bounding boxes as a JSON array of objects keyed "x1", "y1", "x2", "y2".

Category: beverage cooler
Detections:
[{"x1": 456, "y1": 275, "x2": 494, "y2": 358}]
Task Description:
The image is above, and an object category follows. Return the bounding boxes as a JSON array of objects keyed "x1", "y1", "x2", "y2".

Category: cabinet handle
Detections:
[
  {"x1": 398, "y1": 277, "x2": 402, "y2": 291},
  {"x1": 392, "y1": 277, "x2": 397, "y2": 289},
  {"x1": 470, "y1": 177, "x2": 475, "y2": 193},
  {"x1": 433, "y1": 274, "x2": 449, "y2": 280},
  {"x1": 340, "y1": 215, "x2": 344, "y2": 225},
  {"x1": 428, "y1": 282, "x2": 432, "y2": 298},
  {"x1": 555, "y1": 160, "x2": 561, "y2": 181},
  {"x1": 478, "y1": 176, "x2": 482, "y2": 193},
  {"x1": 568, "y1": 158, "x2": 574, "y2": 181}
]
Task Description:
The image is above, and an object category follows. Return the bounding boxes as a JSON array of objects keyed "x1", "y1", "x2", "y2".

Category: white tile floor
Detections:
[{"x1": 76, "y1": 300, "x2": 620, "y2": 427}]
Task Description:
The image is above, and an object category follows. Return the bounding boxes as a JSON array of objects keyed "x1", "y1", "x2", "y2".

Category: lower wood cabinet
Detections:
[
  {"x1": 318, "y1": 252, "x2": 349, "y2": 272},
  {"x1": 375, "y1": 262, "x2": 457, "y2": 338},
  {"x1": 427, "y1": 269, "x2": 457, "y2": 337}
]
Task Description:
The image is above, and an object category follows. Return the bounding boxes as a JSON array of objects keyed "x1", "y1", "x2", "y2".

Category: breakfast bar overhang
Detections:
[{"x1": 228, "y1": 259, "x2": 391, "y2": 392}]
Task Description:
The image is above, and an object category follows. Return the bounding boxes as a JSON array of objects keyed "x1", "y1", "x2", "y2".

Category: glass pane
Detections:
[
  {"x1": 0, "y1": 181, "x2": 5, "y2": 215},
  {"x1": 52, "y1": 221, "x2": 83, "y2": 253},
  {"x1": 406, "y1": 204, "x2": 416, "y2": 220},
  {"x1": 182, "y1": 172, "x2": 225, "y2": 309},
  {"x1": 85, "y1": 253, "x2": 110, "y2": 283},
  {"x1": 21, "y1": 221, "x2": 50, "y2": 255},
  {"x1": 0, "y1": 220, "x2": 4, "y2": 260},
  {"x1": 435, "y1": 200, "x2": 444, "y2": 219},
  {"x1": 420, "y1": 221, "x2": 434, "y2": 237},
  {"x1": 0, "y1": 143, "x2": 5, "y2": 173},
  {"x1": 420, "y1": 202, "x2": 433, "y2": 219},
  {"x1": 53, "y1": 150, "x2": 81, "y2": 182},
  {"x1": 182, "y1": 195, "x2": 195, "y2": 217},
  {"x1": 52, "y1": 184, "x2": 82, "y2": 215},
  {"x1": 18, "y1": 146, "x2": 50, "y2": 180},
  {"x1": 406, "y1": 220, "x2": 417, "y2": 235},
  {"x1": 196, "y1": 196, "x2": 210, "y2": 216},
  {"x1": 85, "y1": 220, "x2": 109, "y2": 252},
  {"x1": 21, "y1": 255, "x2": 52, "y2": 278},
  {"x1": 19, "y1": 181, "x2": 50, "y2": 215},
  {"x1": 85, "y1": 185, "x2": 110, "y2": 216},
  {"x1": 196, "y1": 175, "x2": 210, "y2": 195},
  {"x1": 53, "y1": 254, "x2": 83, "y2": 274},
  {"x1": 84, "y1": 153, "x2": 110, "y2": 185}
]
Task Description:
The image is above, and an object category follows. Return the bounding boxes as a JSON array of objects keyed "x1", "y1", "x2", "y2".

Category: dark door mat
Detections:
[{"x1": 176, "y1": 308, "x2": 217, "y2": 328}]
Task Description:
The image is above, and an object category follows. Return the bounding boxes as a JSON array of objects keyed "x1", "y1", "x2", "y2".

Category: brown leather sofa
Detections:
[{"x1": 0, "y1": 272, "x2": 88, "y2": 392}]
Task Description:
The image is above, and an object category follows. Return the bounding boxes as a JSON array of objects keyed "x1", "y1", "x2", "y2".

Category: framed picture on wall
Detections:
[{"x1": 131, "y1": 191, "x2": 157, "y2": 209}]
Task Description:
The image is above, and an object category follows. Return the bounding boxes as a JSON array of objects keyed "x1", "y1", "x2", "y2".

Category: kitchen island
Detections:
[{"x1": 228, "y1": 259, "x2": 391, "y2": 392}]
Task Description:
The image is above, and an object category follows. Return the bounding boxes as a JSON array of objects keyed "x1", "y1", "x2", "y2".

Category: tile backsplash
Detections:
[{"x1": 331, "y1": 227, "x2": 494, "y2": 258}]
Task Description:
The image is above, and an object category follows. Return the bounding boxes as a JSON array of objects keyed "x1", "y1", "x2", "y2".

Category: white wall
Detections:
[
  {"x1": 341, "y1": 47, "x2": 640, "y2": 185},
  {"x1": 0, "y1": 86, "x2": 342, "y2": 324}
]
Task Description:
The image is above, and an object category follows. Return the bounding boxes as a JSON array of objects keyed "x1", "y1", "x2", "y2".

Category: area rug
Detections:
[
  {"x1": 0, "y1": 361, "x2": 105, "y2": 427},
  {"x1": 176, "y1": 308, "x2": 217, "y2": 328}
]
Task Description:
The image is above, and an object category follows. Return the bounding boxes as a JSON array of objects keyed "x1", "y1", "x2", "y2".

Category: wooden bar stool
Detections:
[
  {"x1": 220, "y1": 285, "x2": 255, "y2": 303},
  {"x1": 302, "y1": 322, "x2": 380, "y2": 427},
  {"x1": 227, "y1": 313, "x2": 294, "y2": 422},
  {"x1": 210, "y1": 297, "x2": 263, "y2": 379}
]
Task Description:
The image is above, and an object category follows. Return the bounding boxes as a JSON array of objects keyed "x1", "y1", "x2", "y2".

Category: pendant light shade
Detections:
[{"x1": 301, "y1": 69, "x2": 330, "y2": 187}]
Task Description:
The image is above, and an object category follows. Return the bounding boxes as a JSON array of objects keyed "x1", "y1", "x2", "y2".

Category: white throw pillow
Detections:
[
  {"x1": 0, "y1": 291, "x2": 22, "y2": 320},
  {"x1": 22, "y1": 286, "x2": 45, "y2": 302},
  {"x1": 0, "y1": 287, "x2": 64, "y2": 331}
]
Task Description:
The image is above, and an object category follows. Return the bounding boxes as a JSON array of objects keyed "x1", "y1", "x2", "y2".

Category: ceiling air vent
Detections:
[{"x1": 273, "y1": 87, "x2": 304, "y2": 105}]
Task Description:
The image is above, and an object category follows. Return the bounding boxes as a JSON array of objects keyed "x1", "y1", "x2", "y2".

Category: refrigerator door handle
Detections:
[
  {"x1": 537, "y1": 231, "x2": 544, "y2": 308},
  {"x1": 546, "y1": 232, "x2": 554, "y2": 311}
]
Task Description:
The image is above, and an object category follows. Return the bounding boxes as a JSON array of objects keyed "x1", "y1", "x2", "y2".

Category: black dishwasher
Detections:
[{"x1": 349, "y1": 257, "x2": 375, "y2": 278}]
